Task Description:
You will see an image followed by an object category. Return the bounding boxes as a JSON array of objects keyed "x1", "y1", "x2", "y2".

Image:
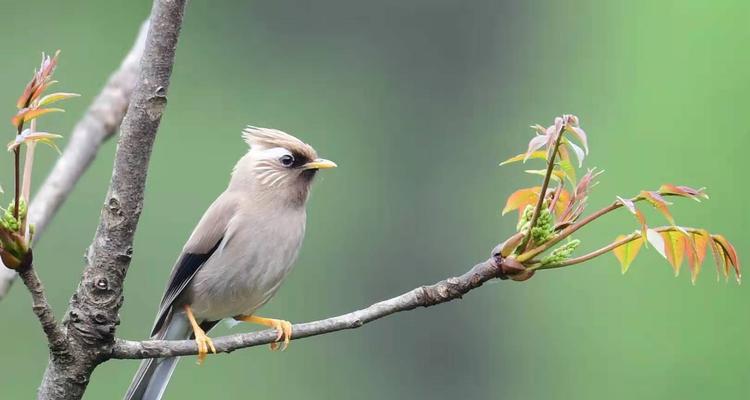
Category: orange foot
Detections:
[
  {"x1": 235, "y1": 315, "x2": 293, "y2": 351},
  {"x1": 184, "y1": 305, "x2": 216, "y2": 364}
]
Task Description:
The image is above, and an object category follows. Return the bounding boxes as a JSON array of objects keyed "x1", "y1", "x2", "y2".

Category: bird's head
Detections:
[{"x1": 231, "y1": 126, "x2": 336, "y2": 205}]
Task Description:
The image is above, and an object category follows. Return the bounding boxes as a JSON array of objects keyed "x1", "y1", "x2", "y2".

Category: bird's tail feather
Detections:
[{"x1": 124, "y1": 311, "x2": 190, "y2": 400}]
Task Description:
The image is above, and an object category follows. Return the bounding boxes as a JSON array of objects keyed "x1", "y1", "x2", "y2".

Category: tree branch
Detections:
[
  {"x1": 37, "y1": 0, "x2": 186, "y2": 398},
  {"x1": 0, "y1": 21, "x2": 149, "y2": 301},
  {"x1": 16, "y1": 260, "x2": 67, "y2": 354},
  {"x1": 111, "y1": 257, "x2": 507, "y2": 359}
]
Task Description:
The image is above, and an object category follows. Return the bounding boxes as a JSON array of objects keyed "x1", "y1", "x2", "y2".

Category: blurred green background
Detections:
[{"x1": 0, "y1": 0, "x2": 748, "y2": 398}]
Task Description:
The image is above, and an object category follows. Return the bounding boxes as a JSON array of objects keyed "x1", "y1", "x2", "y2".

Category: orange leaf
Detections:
[
  {"x1": 503, "y1": 187, "x2": 540, "y2": 219},
  {"x1": 11, "y1": 107, "x2": 64, "y2": 127},
  {"x1": 503, "y1": 186, "x2": 570, "y2": 221},
  {"x1": 685, "y1": 230, "x2": 710, "y2": 284},
  {"x1": 613, "y1": 235, "x2": 644, "y2": 274},
  {"x1": 553, "y1": 189, "x2": 571, "y2": 218},
  {"x1": 661, "y1": 230, "x2": 686, "y2": 276}
]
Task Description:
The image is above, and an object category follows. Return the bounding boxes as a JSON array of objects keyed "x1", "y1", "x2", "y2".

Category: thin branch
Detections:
[
  {"x1": 0, "y1": 21, "x2": 149, "y2": 301},
  {"x1": 112, "y1": 257, "x2": 506, "y2": 359},
  {"x1": 518, "y1": 201, "x2": 622, "y2": 262},
  {"x1": 17, "y1": 261, "x2": 68, "y2": 354},
  {"x1": 523, "y1": 127, "x2": 564, "y2": 251},
  {"x1": 537, "y1": 233, "x2": 639, "y2": 270}
]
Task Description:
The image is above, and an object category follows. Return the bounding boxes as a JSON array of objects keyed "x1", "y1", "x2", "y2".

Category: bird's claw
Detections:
[
  {"x1": 268, "y1": 319, "x2": 292, "y2": 351},
  {"x1": 194, "y1": 330, "x2": 216, "y2": 364},
  {"x1": 236, "y1": 315, "x2": 293, "y2": 351}
]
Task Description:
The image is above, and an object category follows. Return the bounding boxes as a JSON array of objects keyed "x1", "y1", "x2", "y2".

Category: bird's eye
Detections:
[{"x1": 279, "y1": 154, "x2": 295, "y2": 167}]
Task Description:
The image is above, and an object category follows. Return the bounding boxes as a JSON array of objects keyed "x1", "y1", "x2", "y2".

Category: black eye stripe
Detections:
[{"x1": 279, "y1": 153, "x2": 310, "y2": 168}]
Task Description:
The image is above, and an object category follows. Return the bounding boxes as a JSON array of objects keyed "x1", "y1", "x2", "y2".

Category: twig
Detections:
[{"x1": 112, "y1": 258, "x2": 506, "y2": 359}]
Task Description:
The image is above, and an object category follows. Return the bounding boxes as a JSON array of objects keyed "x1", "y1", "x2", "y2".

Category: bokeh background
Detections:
[{"x1": 0, "y1": 0, "x2": 748, "y2": 398}]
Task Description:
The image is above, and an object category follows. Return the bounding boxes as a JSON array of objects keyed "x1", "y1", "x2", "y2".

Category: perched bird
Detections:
[{"x1": 125, "y1": 126, "x2": 336, "y2": 400}]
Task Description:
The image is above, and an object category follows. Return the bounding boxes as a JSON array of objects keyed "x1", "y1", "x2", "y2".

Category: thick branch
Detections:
[
  {"x1": 38, "y1": 1, "x2": 186, "y2": 399},
  {"x1": 0, "y1": 21, "x2": 149, "y2": 301},
  {"x1": 112, "y1": 257, "x2": 506, "y2": 359}
]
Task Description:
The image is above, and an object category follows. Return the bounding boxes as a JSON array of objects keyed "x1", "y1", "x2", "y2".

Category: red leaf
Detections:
[
  {"x1": 712, "y1": 234, "x2": 741, "y2": 283},
  {"x1": 640, "y1": 191, "x2": 675, "y2": 225},
  {"x1": 658, "y1": 184, "x2": 709, "y2": 202}
]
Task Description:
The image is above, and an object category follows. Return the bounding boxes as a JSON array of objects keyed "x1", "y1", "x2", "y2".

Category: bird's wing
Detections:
[{"x1": 150, "y1": 192, "x2": 239, "y2": 336}]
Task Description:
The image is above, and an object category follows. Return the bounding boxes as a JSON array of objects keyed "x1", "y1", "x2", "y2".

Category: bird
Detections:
[{"x1": 124, "y1": 126, "x2": 337, "y2": 400}]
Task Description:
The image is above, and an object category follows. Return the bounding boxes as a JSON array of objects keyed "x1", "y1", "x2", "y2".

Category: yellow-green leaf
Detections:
[
  {"x1": 558, "y1": 159, "x2": 577, "y2": 186},
  {"x1": 613, "y1": 235, "x2": 644, "y2": 274},
  {"x1": 500, "y1": 151, "x2": 546, "y2": 166},
  {"x1": 36, "y1": 92, "x2": 80, "y2": 107},
  {"x1": 524, "y1": 169, "x2": 565, "y2": 182},
  {"x1": 661, "y1": 230, "x2": 686, "y2": 276}
]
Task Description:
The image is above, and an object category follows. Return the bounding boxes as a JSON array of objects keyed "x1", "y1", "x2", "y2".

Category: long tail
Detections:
[{"x1": 124, "y1": 311, "x2": 190, "y2": 400}]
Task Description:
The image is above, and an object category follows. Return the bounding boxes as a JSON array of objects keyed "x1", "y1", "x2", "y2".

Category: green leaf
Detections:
[{"x1": 558, "y1": 159, "x2": 577, "y2": 186}]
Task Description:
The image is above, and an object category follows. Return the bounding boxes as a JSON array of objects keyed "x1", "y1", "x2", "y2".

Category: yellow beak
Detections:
[{"x1": 303, "y1": 158, "x2": 337, "y2": 170}]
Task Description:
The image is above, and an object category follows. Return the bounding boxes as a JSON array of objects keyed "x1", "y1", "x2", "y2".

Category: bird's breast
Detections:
[{"x1": 187, "y1": 209, "x2": 306, "y2": 321}]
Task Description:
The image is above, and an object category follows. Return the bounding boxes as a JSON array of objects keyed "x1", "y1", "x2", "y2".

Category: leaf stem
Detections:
[
  {"x1": 523, "y1": 126, "x2": 565, "y2": 251},
  {"x1": 535, "y1": 233, "x2": 640, "y2": 270},
  {"x1": 21, "y1": 120, "x2": 37, "y2": 240},
  {"x1": 13, "y1": 123, "x2": 23, "y2": 221}
]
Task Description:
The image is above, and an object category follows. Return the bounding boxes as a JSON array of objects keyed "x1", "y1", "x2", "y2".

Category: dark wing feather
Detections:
[
  {"x1": 150, "y1": 239, "x2": 222, "y2": 336},
  {"x1": 149, "y1": 192, "x2": 239, "y2": 336}
]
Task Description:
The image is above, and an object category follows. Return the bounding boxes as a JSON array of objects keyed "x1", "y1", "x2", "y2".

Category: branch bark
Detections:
[
  {"x1": 112, "y1": 257, "x2": 507, "y2": 359},
  {"x1": 17, "y1": 260, "x2": 67, "y2": 354},
  {"x1": 0, "y1": 21, "x2": 149, "y2": 301},
  {"x1": 36, "y1": 1, "x2": 186, "y2": 398}
]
